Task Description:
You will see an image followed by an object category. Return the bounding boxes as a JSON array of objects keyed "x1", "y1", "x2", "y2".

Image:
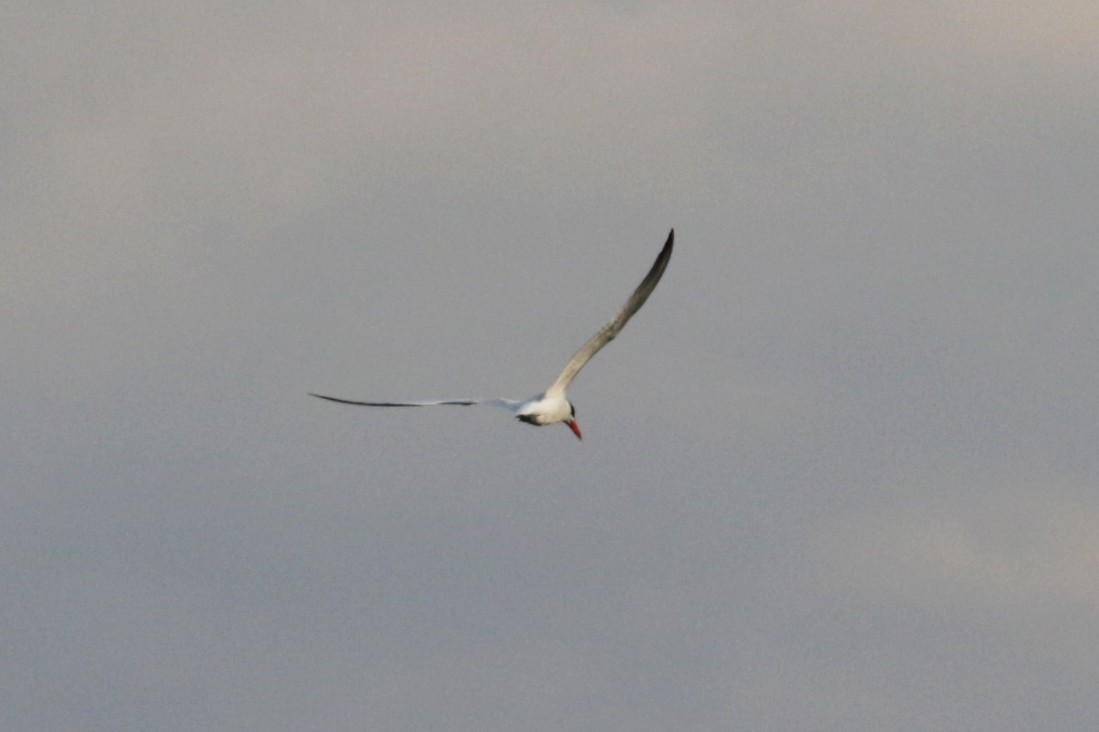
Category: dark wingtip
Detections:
[
  {"x1": 663, "y1": 229, "x2": 674, "y2": 256},
  {"x1": 655, "y1": 229, "x2": 674, "y2": 266}
]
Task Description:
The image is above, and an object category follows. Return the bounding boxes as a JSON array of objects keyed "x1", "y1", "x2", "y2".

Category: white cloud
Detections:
[{"x1": 809, "y1": 474, "x2": 1099, "y2": 608}]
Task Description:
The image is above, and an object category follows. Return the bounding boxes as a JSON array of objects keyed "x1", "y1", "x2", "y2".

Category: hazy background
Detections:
[{"x1": 5, "y1": 2, "x2": 1098, "y2": 730}]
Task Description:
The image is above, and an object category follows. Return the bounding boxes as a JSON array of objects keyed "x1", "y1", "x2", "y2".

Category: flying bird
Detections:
[{"x1": 310, "y1": 229, "x2": 674, "y2": 440}]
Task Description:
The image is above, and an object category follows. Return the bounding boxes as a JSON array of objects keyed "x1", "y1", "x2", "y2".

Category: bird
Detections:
[{"x1": 310, "y1": 229, "x2": 674, "y2": 440}]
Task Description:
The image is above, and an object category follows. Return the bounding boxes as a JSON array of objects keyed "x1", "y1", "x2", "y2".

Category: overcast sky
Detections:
[{"x1": 5, "y1": 2, "x2": 1099, "y2": 730}]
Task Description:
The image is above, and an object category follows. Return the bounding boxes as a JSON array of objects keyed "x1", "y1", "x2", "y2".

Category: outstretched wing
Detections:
[
  {"x1": 309, "y1": 393, "x2": 521, "y2": 411},
  {"x1": 546, "y1": 229, "x2": 674, "y2": 396}
]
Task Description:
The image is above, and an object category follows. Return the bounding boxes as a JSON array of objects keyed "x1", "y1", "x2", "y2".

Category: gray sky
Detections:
[{"x1": 5, "y1": 2, "x2": 1099, "y2": 730}]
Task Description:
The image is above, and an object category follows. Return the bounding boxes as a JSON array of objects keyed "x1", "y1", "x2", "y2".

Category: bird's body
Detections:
[
  {"x1": 310, "y1": 229, "x2": 674, "y2": 440},
  {"x1": 515, "y1": 391, "x2": 574, "y2": 427}
]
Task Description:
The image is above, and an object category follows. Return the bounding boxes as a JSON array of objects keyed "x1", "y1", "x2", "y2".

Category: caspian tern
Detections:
[{"x1": 310, "y1": 229, "x2": 674, "y2": 440}]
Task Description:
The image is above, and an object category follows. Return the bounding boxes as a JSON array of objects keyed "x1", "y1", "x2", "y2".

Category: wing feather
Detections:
[
  {"x1": 309, "y1": 393, "x2": 521, "y2": 411},
  {"x1": 547, "y1": 229, "x2": 673, "y2": 395}
]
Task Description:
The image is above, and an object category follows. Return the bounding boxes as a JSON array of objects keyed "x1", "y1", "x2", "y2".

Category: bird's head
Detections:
[{"x1": 564, "y1": 402, "x2": 582, "y2": 440}]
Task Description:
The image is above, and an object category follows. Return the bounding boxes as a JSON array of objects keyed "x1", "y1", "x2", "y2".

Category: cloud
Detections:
[
  {"x1": 6, "y1": 3, "x2": 1099, "y2": 730},
  {"x1": 809, "y1": 474, "x2": 1099, "y2": 608}
]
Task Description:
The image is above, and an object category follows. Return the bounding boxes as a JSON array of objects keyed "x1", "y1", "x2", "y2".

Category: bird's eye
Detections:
[{"x1": 570, "y1": 404, "x2": 576, "y2": 418}]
